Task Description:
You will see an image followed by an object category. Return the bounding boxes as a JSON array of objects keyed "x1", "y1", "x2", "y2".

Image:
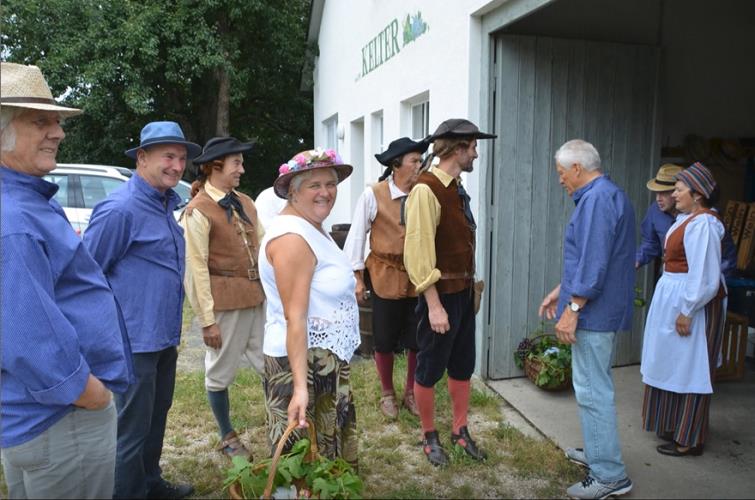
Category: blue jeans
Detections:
[
  {"x1": 572, "y1": 329, "x2": 627, "y2": 483},
  {"x1": 114, "y1": 347, "x2": 177, "y2": 498}
]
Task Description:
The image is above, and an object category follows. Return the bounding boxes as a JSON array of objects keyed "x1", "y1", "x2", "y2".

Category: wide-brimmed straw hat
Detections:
[
  {"x1": 0, "y1": 62, "x2": 82, "y2": 117},
  {"x1": 646, "y1": 163, "x2": 683, "y2": 192},
  {"x1": 193, "y1": 136, "x2": 255, "y2": 164},
  {"x1": 125, "y1": 121, "x2": 201, "y2": 159},
  {"x1": 273, "y1": 148, "x2": 352, "y2": 199}
]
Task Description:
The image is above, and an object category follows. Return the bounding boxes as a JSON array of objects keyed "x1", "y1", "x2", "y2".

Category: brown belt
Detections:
[{"x1": 210, "y1": 268, "x2": 259, "y2": 280}]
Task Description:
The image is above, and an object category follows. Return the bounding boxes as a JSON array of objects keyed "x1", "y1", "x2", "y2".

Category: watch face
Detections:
[{"x1": 570, "y1": 302, "x2": 579, "y2": 312}]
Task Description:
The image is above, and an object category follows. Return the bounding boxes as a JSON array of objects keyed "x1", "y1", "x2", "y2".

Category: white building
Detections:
[{"x1": 305, "y1": 0, "x2": 755, "y2": 379}]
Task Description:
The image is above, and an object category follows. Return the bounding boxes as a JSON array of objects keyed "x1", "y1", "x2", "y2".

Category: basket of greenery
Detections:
[
  {"x1": 225, "y1": 419, "x2": 362, "y2": 499},
  {"x1": 514, "y1": 334, "x2": 572, "y2": 391}
]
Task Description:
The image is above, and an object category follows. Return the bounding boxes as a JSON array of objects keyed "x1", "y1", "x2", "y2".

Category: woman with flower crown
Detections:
[{"x1": 258, "y1": 148, "x2": 360, "y2": 467}]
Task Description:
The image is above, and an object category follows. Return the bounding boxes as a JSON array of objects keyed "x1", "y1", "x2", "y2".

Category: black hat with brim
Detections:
[
  {"x1": 428, "y1": 118, "x2": 497, "y2": 141},
  {"x1": 193, "y1": 136, "x2": 255, "y2": 164},
  {"x1": 374, "y1": 137, "x2": 430, "y2": 166}
]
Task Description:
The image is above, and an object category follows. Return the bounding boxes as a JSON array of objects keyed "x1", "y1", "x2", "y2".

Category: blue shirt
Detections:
[
  {"x1": 558, "y1": 175, "x2": 636, "y2": 332},
  {"x1": 83, "y1": 174, "x2": 186, "y2": 353},
  {"x1": 1, "y1": 167, "x2": 131, "y2": 448}
]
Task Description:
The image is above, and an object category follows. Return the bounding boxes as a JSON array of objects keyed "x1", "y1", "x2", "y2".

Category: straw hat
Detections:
[
  {"x1": 646, "y1": 163, "x2": 683, "y2": 192},
  {"x1": 0, "y1": 62, "x2": 81, "y2": 117},
  {"x1": 273, "y1": 148, "x2": 352, "y2": 199}
]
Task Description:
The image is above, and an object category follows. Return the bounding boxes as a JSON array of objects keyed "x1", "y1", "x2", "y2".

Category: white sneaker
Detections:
[{"x1": 566, "y1": 475, "x2": 633, "y2": 499}]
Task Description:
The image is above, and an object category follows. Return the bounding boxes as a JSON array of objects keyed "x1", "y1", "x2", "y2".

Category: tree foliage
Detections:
[{"x1": 1, "y1": 0, "x2": 314, "y2": 195}]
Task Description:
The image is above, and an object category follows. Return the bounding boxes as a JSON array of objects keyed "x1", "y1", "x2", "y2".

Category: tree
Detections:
[{"x1": 1, "y1": 0, "x2": 314, "y2": 196}]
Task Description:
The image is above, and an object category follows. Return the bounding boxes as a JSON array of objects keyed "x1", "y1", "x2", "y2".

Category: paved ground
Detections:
[{"x1": 487, "y1": 360, "x2": 755, "y2": 499}]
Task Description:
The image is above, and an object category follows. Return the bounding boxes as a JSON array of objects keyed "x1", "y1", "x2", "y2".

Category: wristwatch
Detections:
[{"x1": 568, "y1": 301, "x2": 582, "y2": 313}]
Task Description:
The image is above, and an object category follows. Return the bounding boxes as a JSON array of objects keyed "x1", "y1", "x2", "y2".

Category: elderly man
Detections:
[
  {"x1": 181, "y1": 136, "x2": 264, "y2": 458},
  {"x1": 404, "y1": 119, "x2": 496, "y2": 466},
  {"x1": 539, "y1": 139, "x2": 635, "y2": 499},
  {"x1": 83, "y1": 121, "x2": 200, "y2": 499},
  {"x1": 344, "y1": 136, "x2": 428, "y2": 419},
  {"x1": 0, "y1": 62, "x2": 131, "y2": 498}
]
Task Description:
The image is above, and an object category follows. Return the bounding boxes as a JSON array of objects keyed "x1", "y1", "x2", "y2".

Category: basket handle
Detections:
[{"x1": 263, "y1": 419, "x2": 318, "y2": 499}]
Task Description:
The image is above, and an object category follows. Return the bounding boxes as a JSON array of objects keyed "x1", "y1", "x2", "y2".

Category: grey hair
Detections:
[
  {"x1": 0, "y1": 108, "x2": 23, "y2": 152},
  {"x1": 554, "y1": 139, "x2": 601, "y2": 171},
  {"x1": 287, "y1": 167, "x2": 338, "y2": 200}
]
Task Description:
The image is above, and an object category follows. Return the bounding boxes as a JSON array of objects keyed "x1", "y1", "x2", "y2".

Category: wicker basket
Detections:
[{"x1": 523, "y1": 335, "x2": 572, "y2": 391}]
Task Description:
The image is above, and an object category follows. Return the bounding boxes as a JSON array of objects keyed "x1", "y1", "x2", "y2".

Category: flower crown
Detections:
[{"x1": 278, "y1": 148, "x2": 342, "y2": 175}]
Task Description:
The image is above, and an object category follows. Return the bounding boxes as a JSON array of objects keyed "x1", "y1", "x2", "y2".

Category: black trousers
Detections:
[{"x1": 371, "y1": 293, "x2": 420, "y2": 353}]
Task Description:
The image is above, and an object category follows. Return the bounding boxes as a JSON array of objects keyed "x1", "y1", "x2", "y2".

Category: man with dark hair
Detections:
[
  {"x1": 344, "y1": 136, "x2": 428, "y2": 419},
  {"x1": 84, "y1": 121, "x2": 201, "y2": 499},
  {"x1": 403, "y1": 119, "x2": 496, "y2": 466}
]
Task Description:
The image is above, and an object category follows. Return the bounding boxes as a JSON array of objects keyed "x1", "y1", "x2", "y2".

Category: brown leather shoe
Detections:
[
  {"x1": 217, "y1": 430, "x2": 251, "y2": 459},
  {"x1": 402, "y1": 391, "x2": 420, "y2": 417},
  {"x1": 380, "y1": 393, "x2": 399, "y2": 419}
]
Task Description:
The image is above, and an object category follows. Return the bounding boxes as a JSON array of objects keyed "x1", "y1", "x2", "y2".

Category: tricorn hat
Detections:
[
  {"x1": 193, "y1": 136, "x2": 255, "y2": 165},
  {"x1": 428, "y1": 118, "x2": 497, "y2": 141},
  {"x1": 125, "y1": 121, "x2": 202, "y2": 159},
  {"x1": 374, "y1": 137, "x2": 429, "y2": 166},
  {"x1": 274, "y1": 148, "x2": 353, "y2": 199},
  {"x1": 0, "y1": 62, "x2": 82, "y2": 118},
  {"x1": 646, "y1": 163, "x2": 683, "y2": 192}
]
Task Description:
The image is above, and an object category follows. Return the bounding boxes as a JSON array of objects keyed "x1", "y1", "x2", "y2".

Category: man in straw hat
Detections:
[
  {"x1": 343, "y1": 136, "x2": 429, "y2": 419},
  {"x1": 403, "y1": 118, "x2": 495, "y2": 466},
  {"x1": 83, "y1": 121, "x2": 200, "y2": 499},
  {"x1": 180, "y1": 136, "x2": 264, "y2": 459},
  {"x1": 1, "y1": 62, "x2": 132, "y2": 498}
]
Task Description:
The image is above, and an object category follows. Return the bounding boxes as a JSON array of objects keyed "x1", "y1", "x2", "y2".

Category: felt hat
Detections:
[
  {"x1": 193, "y1": 136, "x2": 255, "y2": 164},
  {"x1": 428, "y1": 118, "x2": 497, "y2": 141},
  {"x1": 125, "y1": 121, "x2": 202, "y2": 159},
  {"x1": 274, "y1": 148, "x2": 352, "y2": 199},
  {"x1": 0, "y1": 62, "x2": 81, "y2": 117},
  {"x1": 374, "y1": 137, "x2": 429, "y2": 166},
  {"x1": 646, "y1": 163, "x2": 683, "y2": 192}
]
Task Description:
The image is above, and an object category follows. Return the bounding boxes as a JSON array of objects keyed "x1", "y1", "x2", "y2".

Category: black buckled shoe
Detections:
[
  {"x1": 656, "y1": 442, "x2": 704, "y2": 457},
  {"x1": 451, "y1": 426, "x2": 487, "y2": 461},
  {"x1": 422, "y1": 430, "x2": 449, "y2": 466},
  {"x1": 147, "y1": 480, "x2": 194, "y2": 499}
]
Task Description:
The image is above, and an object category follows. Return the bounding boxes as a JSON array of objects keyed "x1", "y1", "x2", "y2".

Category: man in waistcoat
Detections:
[
  {"x1": 181, "y1": 136, "x2": 265, "y2": 458},
  {"x1": 343, "y1": 136, "x2": 428, "y2": 419},
  {"x1": 403, "y1": 119, "x2": 496, "y2": 466}
]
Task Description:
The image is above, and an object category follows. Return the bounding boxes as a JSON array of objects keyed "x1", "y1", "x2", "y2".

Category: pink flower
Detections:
[
  {"x1": 278, "y1": 164, "x2": 290, "y2": 174},
  {"x1": 325, "y1": 149, "x2": 337, "y2": 160},
  {"x1": 293, "y1": 154, "x2": 308, "y2": 166}
]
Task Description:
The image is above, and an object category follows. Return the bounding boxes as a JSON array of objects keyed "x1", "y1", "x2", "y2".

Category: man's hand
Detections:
[
  {"x1": 203, "y1": 323, "x2": 222, "y2": 349},
  {"x1": 675, "y1": 313, "x2": 692, "y2": 336},
  {"x1": 73, "y1": 374, "x2": 112, "y2": 410},
  {"x1": 538, "y1": 284, "x2": 561, "y2": 320},
  {"x1": 428, "y1": 304, "x2": 450, "y2": 334},
  {"x1": 555, "y1": 308, "x2": 578, "y2": 344},
  {"x1": 354, "y1": 272, "x2": 369, "y2": 304}
]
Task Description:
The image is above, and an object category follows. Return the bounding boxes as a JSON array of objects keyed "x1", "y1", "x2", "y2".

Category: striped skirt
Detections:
[{"x1": 641, "y1": 294, "x2": 725, "y2": 447}]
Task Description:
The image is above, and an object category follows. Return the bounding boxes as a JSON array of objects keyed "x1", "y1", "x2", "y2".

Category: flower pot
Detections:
[{"x1": 524, "y1": 357, "x2": 571, "y2": 391}]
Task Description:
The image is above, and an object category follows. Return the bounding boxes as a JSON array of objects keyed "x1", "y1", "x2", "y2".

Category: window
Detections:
[
  {"x1": 323, "y1": 115, "x2": 338, "y2": 151},
  {"x1": 44, "y1": 174, "x2": 70, "y2": 207},
  {"x1": 411, "y1": 101, "x2": 430, "y2": 140},
  {"x1": 80, "y1": 175, "x2": 124, "y2": 208}
]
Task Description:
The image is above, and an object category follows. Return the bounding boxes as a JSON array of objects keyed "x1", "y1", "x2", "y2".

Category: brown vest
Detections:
[
  {"x1": 416, "y1": 171, "x2": 475, "y2": 294},
  {"x1": 364, "y1": 181, "x2": 417, "y2": 299},
  {"x1": 185, "y1": 189, "x2": 265, "y2": 311}
]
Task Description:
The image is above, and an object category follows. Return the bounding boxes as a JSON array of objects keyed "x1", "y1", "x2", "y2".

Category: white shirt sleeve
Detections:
[
  {"x1": 681, "y1": 214, "x2": 724, "y2": 316},
  {"x1": 342, "y1": 187, "x2": 377, "y2": 271}
]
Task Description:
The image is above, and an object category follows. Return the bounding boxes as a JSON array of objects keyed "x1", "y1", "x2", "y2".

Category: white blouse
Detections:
[{"x1": 259, "y1": 214, "x2": 360, "y2": 362}]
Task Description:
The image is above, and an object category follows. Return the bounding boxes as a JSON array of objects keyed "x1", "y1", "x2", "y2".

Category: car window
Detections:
[
  {"x1": 43, "y1": 174, "x2": 70, "y2": 206},
  {"x1": 173, "y1": 181, "x2": 191, "y2": 209},
  {"x1": 80, "y1": 175, "x2": 125, "y2": 208}
]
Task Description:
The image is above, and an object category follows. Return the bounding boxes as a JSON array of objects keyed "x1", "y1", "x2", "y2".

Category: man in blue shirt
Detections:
[
  {"x1": 0, "y1": 62, "x2": 131, "y2": 499},
  {"x1": 83, "y1": 121, "x2": 201, "y2": 499},
  {"x1": 539, "y1": 139, "x2": 635, "y2": 499}
]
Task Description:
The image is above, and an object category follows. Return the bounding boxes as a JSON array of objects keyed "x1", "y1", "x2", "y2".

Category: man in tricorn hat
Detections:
[
  {"x1": 1, "y1": 62, "x2": 131, "y2": 498},
  {"x1": 343, "y1": 136, "x2": 428, "y2": 419},
  {"x1": 180, "y1": 136, "x2": 265, "y2": 459},
  {"x1": 84, "y1": 120, "x2": 200, "y2": 498},
  {"x1": 403, "y1": 118, "x2": 496, "y2": 466}
]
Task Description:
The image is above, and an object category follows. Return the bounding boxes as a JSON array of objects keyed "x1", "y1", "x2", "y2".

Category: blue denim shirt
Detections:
[
  {"x1": 83, "y1": 174, "x2": 185, "y2": 353},
  {"x1": 558, "y1": 175, "x2": 636, "y2": 332},
  {"x1": 1, "y1": 167, "x2": 131, "y2": 448}
]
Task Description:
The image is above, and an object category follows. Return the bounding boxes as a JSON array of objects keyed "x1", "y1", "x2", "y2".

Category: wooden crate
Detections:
[
  {"x1": 715, "y1": 312, "x2": 749, "y2": 382},
  {"x1": 358, "y1": 302, "x2": 374, "y2": 355}
]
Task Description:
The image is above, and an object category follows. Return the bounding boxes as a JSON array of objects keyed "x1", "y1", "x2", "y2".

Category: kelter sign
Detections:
[{"x1": 360, "y1": 12, "x2": 428, "y2": 78}]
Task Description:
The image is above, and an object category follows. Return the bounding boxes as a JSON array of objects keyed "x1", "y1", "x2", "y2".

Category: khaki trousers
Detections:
[{"x1": 205, "y1": 305, "x2": 265, "y2": 390}]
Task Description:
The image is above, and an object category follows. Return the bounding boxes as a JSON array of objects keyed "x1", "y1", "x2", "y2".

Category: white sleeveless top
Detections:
[{"x1": 259, "y1": 214, "x2": 360, "y2": 362}]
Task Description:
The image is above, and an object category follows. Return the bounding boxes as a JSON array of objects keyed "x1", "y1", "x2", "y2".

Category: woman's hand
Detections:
[
  {"x1": 288, "y1": 388, "x2": 309, "y2": 429},
  {"x1": 675, "y1": 313, "x2": 692, "y2": 336}
]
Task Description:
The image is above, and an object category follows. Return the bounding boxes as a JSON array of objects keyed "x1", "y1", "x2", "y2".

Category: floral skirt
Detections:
[{"x1": 263, "y1": 347, "x2": 358, "y2": 469}]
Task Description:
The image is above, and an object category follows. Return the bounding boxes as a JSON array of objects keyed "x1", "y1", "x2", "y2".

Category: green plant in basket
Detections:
[{"x1": 514, "y1": 329, "x2": 572, "y2": 390}]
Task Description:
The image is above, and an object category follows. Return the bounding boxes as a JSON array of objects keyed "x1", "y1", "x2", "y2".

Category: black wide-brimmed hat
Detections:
[
  {"x1": 428, "y1": 118, "x2": 497, "y2": 141},
  {"x1": 374, "y1": 137, "x2": 430, "y2": 166},
  {"x1": 193, "y1": 136, "x2": 255, "y2": 164}
]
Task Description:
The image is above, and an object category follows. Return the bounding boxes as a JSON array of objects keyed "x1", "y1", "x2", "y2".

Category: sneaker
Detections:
[
  {"x1": 565, "y1": 447, "x2": 589, "y2": 468},
  {"x1": 566, "y1": 475, "x2": 633, "y2": 499},
  {"x1": 147, "y1": 480, "x2": 194, "y2": 499},
  {"x1": 450, "y1": 426, "x2": 487, "y2": 461}
]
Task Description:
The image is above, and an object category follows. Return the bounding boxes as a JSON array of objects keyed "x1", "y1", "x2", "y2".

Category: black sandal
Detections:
[
  {"x1": 657, "y1": 442, "x2": 703, "y2": 457},
  {"x1": 422, "y1": 430, "x2": 449, "y2": 466},
  {"x1": 451, "y1": 426, "x2": 487, "y2": 461}
]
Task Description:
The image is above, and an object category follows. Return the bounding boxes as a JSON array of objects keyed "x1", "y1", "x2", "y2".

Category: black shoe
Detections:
[
  {"x1": 656, "y1": 442, "x2": 704, "y2": 457},
  {"x1": 147, "y1": 480, "x2": 194, "y2": 499},
  {"x1": 451, "y1": 426, "x2": 487, "y2": 461},
  {"x1": 422, "y1": 430, "x2": 449, "y2": 466}
]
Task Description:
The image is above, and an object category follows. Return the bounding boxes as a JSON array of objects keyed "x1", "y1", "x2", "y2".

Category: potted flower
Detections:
[{"x1": 514, "y1": 329, "x2": 572, "y2": 391}]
